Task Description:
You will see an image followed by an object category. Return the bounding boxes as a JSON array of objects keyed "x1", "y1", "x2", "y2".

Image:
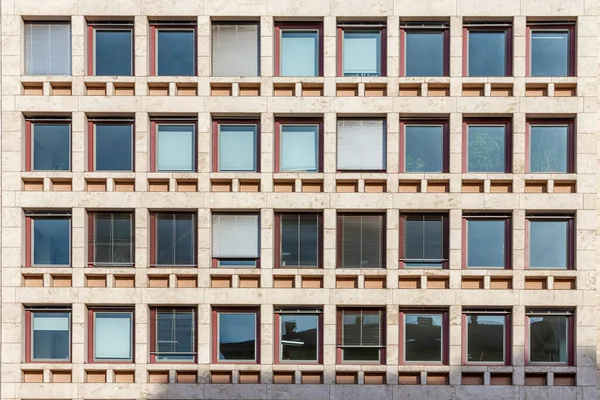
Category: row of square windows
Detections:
[
  {"x1": 27, "y1": 117, "x2": 576, "y2": 173},
  {"x1": 26, "y1": 211, "x2": 575, "y2": 270},
  {"x1": 26, "y1": 306, "x2": 575, "y2": 366},
  {"x1": 25, "y1": 19, "x2": 576, "y2": 77}
]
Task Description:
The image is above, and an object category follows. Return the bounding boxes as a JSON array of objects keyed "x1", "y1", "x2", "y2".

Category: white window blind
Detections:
[
  {"x1": 212, "y1": 23, "x2": 259, "y2": 76},
  {"x1": 33, "y1": 313, "x2": 69, "y2": 330},
  {"x1": 337, "y1": 119, "x2": 386, "y2": 170},
  {"x1": 95, "y1": 313, "x2": 132, "y2": 359},
  {"x1": 212, "y1": 214, "x2": 259, "y2": 258},
  {"x1": 25, "y1": 22, "x2": 71, "y2": 75},
  {"x1": 280, "y1": 125, "x2": 318, "y2": 171}
]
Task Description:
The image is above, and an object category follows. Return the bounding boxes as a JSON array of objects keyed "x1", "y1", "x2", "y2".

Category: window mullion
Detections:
[
  {"x1": 297, "y1": 215, "x2": 301, "y2": 266},
  {"x1": 171, "y1": 215, "x2": 177, "y2": 265}
]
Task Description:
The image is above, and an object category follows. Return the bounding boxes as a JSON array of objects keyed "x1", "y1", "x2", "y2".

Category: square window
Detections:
[
  {"x1": 401, "y1": 213, "x2": 448, "y2": 268},
  {"x1": 27, "y1": 121, "x2": 71, "y2": 171},
  {"x1": 90, "y1": 121, "x2": 133, "y2": 171},
  {"x1": 465, "y1": 23, "x2": 512, "y2": 77},
  {"x1": 276, "y1": 213, "x2": 321, "y2": 268},
  {"x1": 214, "y1": 122, "x2": 259, "y2": 172},
  {"x1": 401, "y1": 23, "x2": 448, "y2": 77},
  {"x1": 212, "y1": 22, "x2": 259, "y2": 76},
  {"x1": 464, "y1": 311, "x2": 510, "y2": 364},
  {"x1": 89, "y1": 212, "x2": 134, "y2": 267},
  {"x1": 528, "y1": 121, "x2": 573, "y2": 173},
  {"x1": 527, "y1": 310, "x2": 573, "y2": 364},
  {"x1": 91, "y1": 310, "x2": 133, "y2": 362},
  {"x1": 89, "y1": 25, "x2": 133, "y2": 76},
  {"x1": 214, "y1": 309, "x2": 259, "y2": 363},
  {"x1": 276, "y1": 121, "x2": 321, "y2": 172},
  {"x1": 151, "y1": 308, "x2": 196, "y2": 362},
  {"x1": 27, "y1": 212, "x2": 71, "y2": 267},
  {"x1": 212, "y1": 213, "x2": 260, "y2": 267},
  {"x1": 465, "y1": 122, "x2": 511, "y2": 173},
  {"x1": 276, "y1": 23, "x2": 321, "y2": 76},
  {"x1": 528, "y1": 216, "x2": 573, "y2": 269},
  {"x1": 337, "y1": 119, "x2": 386, "y2": 171},
  {"x1": 28, "y1": 310, "x2": 71, "y2": 362},
  {"x1": 402, "y1": 122, "x2": 447, "y2": 173},
  {"x1": 338, "y1": 25, "x2": 385, "y2": 77},
  {"x1": 151, "y1": 212, "x2": 196, "y2": 267},
  {"x1": 338, "y1": 308, "x2": 384, "y2": 363},
  {"x1": 464, "y1": 216, "x2": 510, "y2": 269},
  {"x1": 337, "y1": 214, "x2": 385, "y2": 269},
  {"x1": 529, "y1": 23, "x2": 575, "y2": 77},
  {"x1": 276, "y1": 308, "x2": 321, "y2": 363},
  {"x1": 403, "y1": 312, "x2": 446, "y2": 363},
  {"x1": 152, "y1": 122, "x2": 196, "y2": 172},
  {"x1": 25, "y1": 22, "x2": 72, "y2": 75},
  {"x1": 151, "y1": 24, "x2": 196, "y2": 76}
]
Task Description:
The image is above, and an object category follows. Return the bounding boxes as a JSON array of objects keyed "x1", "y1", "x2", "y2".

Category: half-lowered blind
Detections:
[
  {"x1": 25, "y1": 22, "x2": 71, "y2": 75},
  {"x1": 337, "y1": 119, "x2": 385, "y2": 170},
  {"x1": 212, "y1": 214, "x2": 260, "y2": 258},
  {"x1": 212, "y1": 23, "x2": 259, "y2": 76}
]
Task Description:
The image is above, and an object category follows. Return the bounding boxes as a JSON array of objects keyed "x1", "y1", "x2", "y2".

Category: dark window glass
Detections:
[
  {"x1": 404, "y1": 125, "x2": 444, "y2": 172},
  {"x1": 466, "y1": 314, "x2": 506, "y2": 363},
  {"x1": 93, "y1": 213, "x2": 133, "y2": 266},
  {"x1": 339, "y1": 214, "x2": 384, "y2": 268},
  {"x1": 95, "y1": 30, "x2": 132, "y2": 76},
  {"x1": 280, "y1": 214, "x2": 319, "y2": 268},
  {"x1": 529, "y1": 125, "x2": 569, "y2": 172},
  {"x1": 32, "y1": 123, "x2": 70, "y2": 171},
  {"x1": 531, "y1": 31, "x2": 569, "y2": 77},
  {"x1": 33, "y1": 217, "x2": 70, "y2": 266},
  {"x1": 343, "y1": 31, "x2": 381, "y2": 76},
  {"x1": 529, "y1": 220, "x2": 569, "y2": 269},
  {"x1": 155, "y1": 213, "x2": 195, "y2": 266},
  {"x1": 155, "y1": 309, "x2": 195, "y2": 361},
  {"x1": 218, "y1": 313, "x2": 257, "y2": 361},
  {"x1": 468, "y1": 31, "x2": 507, "y2": 76},
  {"x1": 280, "y1": 314, "x2": 318, "y2": 362},
  {"x1": 32, "y1": 312, "x2": 70, "y2": 360},
  {"x1": 404, "y1": 214, "x2": 445, "y2": 268},
  {"x1": 95, "y1": 124, "x2": 133, "y2": 171},
  {"x1": 467, "y1": 125, "x2": 506, "y2": 172},
  {"x1": 280, "y1": 30, "x2": 319, "y2": 76},
  {"x1": 404, "y1": 314, "x2": 443, "y2": 362},
  {"x1": 467, "y1": 219, "x2": 506, "y2": 268},
  {"x1": 405, "y1": 31, "x2": 444, "y2": 76},
  {"x1": 94, "y1": 312, "x2": 133, "y2": 361},
  {"x1": 529, "y1": 314, "x2": 569, "y2": 363},
  {"x1": 156, "y1": 29, "x2": 195, "y2": 76},
  {"x1": 342, "y1": 310, "x2": 381, "y2": 361}
]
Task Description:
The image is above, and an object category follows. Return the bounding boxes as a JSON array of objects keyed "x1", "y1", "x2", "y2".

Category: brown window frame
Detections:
[
  {"x1": 274, "y1": 22, "x2": 324, "y2": 77},
  {"x1": 149, "y1": 21, "x2": 197, "y2": 77},
  {"x1": 149, "y1": 306, "x2": 197, "y2": 364},
  {"x1": 86, "y1": 21, "x2": 134, "y2": 76},
  {"x1": 149, "y1": 118, "x2": 198, "y2": 172},
  {"x1": 525, "y1": 119, "x2": 575, "y2": 174},
  {"x1": 462, "y1": 309, "x2": 511, "y2": 366},
  {"x1": 399, "y1": 212, "x2": 449, "y2": 269},
  {"x1": 87, "y1": 307, "x2": 135, "y2": 363},
  {"x1": 337, "y1": 22, "x2": 387, "y2": 77},
  {"x1": 149, "y1": 211, "x2": 197, "y2": 268},
  {"x1": 336, "y1": 307, "x2": 386, "y2": 364},
  {"x1": 462, "y1": 213, "x2": 512, "y2": 270},
  {"x1": 525, "y1": 214, "x2": 575, "y2": 270},
  {"x1": 399, "y1": 309, "x2": 449, "y2": 365},
  {"x1": 336, "y1": 212, "x2": 386, "y2": 269},
  {"x1": 463, "y1": 22, "x2": 513, "y2": 77},
  {"x1": 25, "y1": 307, "x2": 72, "y2": 363},
  {"x1": 212, "y1": 307, "x2": 261, "y2": 364},
  {"x1": 274, "y1": 118, "x2": 323, "y2": 173},
  {"x1": 400, "y1": 119, "x2": 449, "y2": 173},
  {"x1": 87, "y1": 211, "x2": 135, "y2": 268},
  {"x1": 274, "y1": 213, "x2": 323, "y2": 269},
  {"x1": 25, "y1": 117, "x2": 72, "y2": 172},
  {"x1": 526, "y1": 21, "x2": 576, "y2": 77},
  {"x1": 25, "y1": 210, "x2": 72, "y2": 268},
  {"x1": 212, "y1": 119, "x2": 261, "y2": 173},
  {"x1": 400, "y1": 21, "x2": 449, "y2": 77},
  {"x1": 274, "y1": 307, "x2": 323, "y2": 364},
  {"x1": 525, "y1": 309, "x2": 575, "y2": 366},
  {"x1": 87, "y1": 117, "x2": 135, "y2": 172},
  {"x1": 462, "y1": 118, "x2": 512, "y2": 173}
]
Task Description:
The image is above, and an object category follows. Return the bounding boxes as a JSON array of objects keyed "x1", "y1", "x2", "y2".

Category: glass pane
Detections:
[
  {"x1": 405, "y1": 31, "x2": 444, "y2": 77},
  {"x1": 530, "y1": 221, "x2": 568, "y2": 269},
  {"x1": 156, "y1": 310, "x2": 194, "y2": 361},
  {"x1": 33, "y1": 124, "x2": 70, "y2": 171},
  {"x1": 157, "y1": 125, "x2": 194, "y2": 171},
  {"x1": 404, "y1": 125, "x2": 443, "y2": 172},
  {"x1": 529, "y1": 315, "x2": 568, "y2": 363},
  {"x1": 157, "y1": 30, "x2": 195, "y2": 76},
  {"x1": 219, "y1": 313, "x2": 256, "y2": 361},
  {"x1": 280, "y1": 125, "x2": 318, "y2": 171},
  {"x1": 342, "y1": 312, "x2": 362, "y2": 346},
  {"x1": 343, "y1": 31, "x2": 381, "y2": 76},
  {"x1": 468, "y1": 31, "x2": 507, "y2": 76},
  {"x1": 95, "y1": 30, "x2": 132, "y2": 76},
  {"x1": 174, "y1": 215, "x2": 194, "y2": 265},
  {"x1": 32, "y1": 312, "x2": 70, "y2": 360},
  {"x1": 113, "y1": 215, "x2": 133, "y2": 264},
  {"x1": 299, "y1": 216, "x2": 319, "y2": 267},
  {"x1": 33, "y1": 218, "x2": 70, "y2": 265},
  {"x1": 467, "y1": 315, "x2": 505, "y2": 362},
  {"x1": 281, "y1": 215, "x2": 299, "y2": 267},
  {"x1": 218, "y1": 125, "x2": 257, "y2": 171},
  {"x1": 467, "y1": 220, "x2": 506, "y2": 268},
  {"x1": 531, "y1": 31, "x2": 569, "y2": 77},
  {"x1": 280, "y1": 314, "x2": 318, "y2": 361},
  {"x1": 467, "y1": 125, "x2": 506, "y2": 172},
  {"x1": 95, "y1": 124, "x2": 132, "y2": 171},
  {"x1": 342, "y1": 347, "x2": 380, "y2": 361},
  {"x1": 405, "y1": 314, "x2": 443, "y2": 362},
  {"x1": 281, "y1": 31, "x2": 318, "y2": 76},
  {"x1": 156, "y1": 214, "x2": 194, "y2": 266},
  {"x1": 95, "y1": 313, "x2": 132, "y2": 360},
  {"x1": 530, "y1": 126, "x2": 568, "y2": 172}
]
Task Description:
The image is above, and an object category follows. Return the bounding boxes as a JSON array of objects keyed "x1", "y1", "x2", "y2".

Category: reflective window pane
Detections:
[
  {"x1": 405, "y1": 31, "x2": 444, "y2": 77},
  {"x1": 156, "y1": 309, "x2": 195, "y2": 361},
  {"x1": 156, "y1": 30, "x2": 195, "y2": 76},
  {"x1": 156, "y1": 214, "x2": 195, "y2": 266},
  {"x1": 404, "y1": 314, "x2": 443, "y2": 362},
  {"x1": 280, "y1": 314, "x2": 318, "y2": 361},
  {"x1": 33, "y1": 123, "x2": 70, "y2": 171},
  {"x1": 281, "y1": 31, "x2": 319, "y2": 76},
  {"x1": 95, "y1": 312, "x2": 132, "y2": 360},
  {"x1": 531, "y1": 31, "x2": 569, "y2": 77},
  {"x1": 404, "y1": 125, "x2": 444, "y2": 172},
  {"x1": 280, "y1": 125, "x2": 318, "y2": 172},
  {"x1": 33, "y1": 218, "x2": 70, "y2": 266},
  {"x1": 94, "y1": 213, "x2": 133, "y2": 266},
  {"x1": 529, "y1": 315, "x2": 568, "y2": 363},
  {"x1": 343, "y1": 31, "x2": 381, "y2": 76},
  {"x1": 281, "y1": 214, "x2": 319, "y2": 268},
  {"x1": 32, "y1": 312, "x2": 70, "y2": 360},
  {"x1": 529, "y1": 125, "x2": 569, "y2": 172},
  {"x1": 95, "y1": 124, "x2": 133, "y2": 171},
  {"x1": 342, "y1": 311, "x2": 381, "y2": 361},
  {"x1": 467, "y1": 220, "x2": 506, "y2": 268},
  {"x1": 467, "y1": 125, "x2": 506, "y2": 172},
  {"x1": 218, "y1": 125, "x2": 257, "y2": 171},
  {"x1": 530, "y1": 220, "x2": 569, "y2": 269},
  {"x1": 467, "y1": 314, "x2": 505, "y2": 362},
  {"x1": 218, "y1": 313, "x2": 257, "y2": 361},
  {"x1": 157, "y1": 125, "x2": 194, "y2": 171},
  {"x1": 468, "y1": 31, "x2": 507, "y2": 76},
  {"x1": 95, "y1": 30, "x2": 132, "y2": 76}
]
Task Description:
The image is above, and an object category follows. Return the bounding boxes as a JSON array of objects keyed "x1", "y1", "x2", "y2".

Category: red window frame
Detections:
[
  {"x1": 399, "y1": 213, "x2": 449, "y2": 269},
  {"x1": 274, "y1": 308, "x2": 323, "y2": 364},
  {"x1": 462, "y1": 118, "x2": 512, "y2": 173},
  {"x1": 399, "y1": 309, "x2": 449, "y2": 365},
  {"x1": 336, "y1": 307, "x2": 386, "y2": 364},
  {"x1": 399, "y1": 22, "x2": 449, "y2": 77},
  {"x1": 150, "y1": 118, "x2": 198, "y2": 172},
  {"x1": 86, "y1": 22, "x2": 134, "y2": 76},
  {"x1": 25, "y1": 308, "x2": 72, "y2": 363},
  {"x1": 525, "y1": 309, "x2": 575, "y2": 366},
  {"x1": 462, "y1": 23, "x2": 513, "y2": 77},
  {"x1": 212, "y1": 307, "x2": 261, "y2": 364},
  {"x1": 24, "y1": 118, "x2": 72, "y2": 172},
  {"x1": 525, "y1": 119, "x2": 575, "y2": 173},
  {"x1": 337, "y1": 23, "x2": 387, "y2": 77},
  {"x1": 461, "y1": 310, "x2": 511, "y2": 366},
  {"x1": 399, "y1": 119, "x2": 449, "y2": 173},
  {"x1": 149, "y1": 211, "x2": 197, "y2": 268},
  {"x1": 274, "y1": 22, "x2": 324, "y2": 77},
  {"x1": 274, "y1": 213, "x2": 323, "y2": 269},
  {"x1": 87, "y1": 307, "x2": 135, "y2": 363},
  {"x1": 336, "y1": 213, "x2": 386, "y2": 269},
  {"x1": 526, "y1": 22, "x2": 576, "y2": 77},
  {"x1": 525, "y1": 214, "x2": 575, "y2": 270},
  {"x1": 87, "y1": 211, "x2": 135, "y2": 268},
  {"x1": 461, "y1": 214, "x2": 512, "y2": 270},
  {"x1": 149, "y1": 22, "x2": 197, "y2": 77},
  {"x1": 149, "y1": 307, "x2": 197, "y2": 364},
  {"x1": 274, "y1": 118, "x2": 323, "y2": 173},
  {"x1": 212, "y1": 119, "x2": 261, "y2": 172},
  {"x1": 87, "y1": 118, "x2": 135, "y2": 172},
  {"x1": 25, "y1": 211, "x2": 72, "y2": 268}
]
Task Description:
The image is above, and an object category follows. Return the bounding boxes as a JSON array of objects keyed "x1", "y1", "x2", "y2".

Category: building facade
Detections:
[{"x1": 0, "y1": 0, "x2": 598, "y2": 399}]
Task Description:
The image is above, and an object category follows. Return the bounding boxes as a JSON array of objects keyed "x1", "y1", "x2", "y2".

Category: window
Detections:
[
  {"x1": 463, "y1": 310, "x2": 510, "y2": 365},
  {"x1": 338, "y1": 23, "x2": 386, "y2": 76},
  {"x1": 151, "y1": 120, "x2": 196, "y2": 172},
  {"x1": 337, "y1": 213, "x2": 385, "y2": 269},
  {"x1": 527, "y1": 120, "x2": 574, "y2": 173},
  {"x1": 337, "y1": 308, "x2": 385, "y2": 363},
  {"x1": 89, "y1": 308, "x2": 133, "y2": 362},
  {"x1": 400, "y1": 213, "x2": 448, "y2": 268},
  {"x1": 275, "y1": 22, "x2": 322, "y2": 76},
  {"x1": 275, "y1": 308, "x2": 322, "y2": 363},
  {"x1": 528, "y1": 22, "x2": 575, "y2": 77},
  {"x1": 26, "y1": 211, "x2": 71, "y2": 267},
  {"x1": 401, "y1": 310, "x2": 447, "y2": 364},
  {"x1": 26, "y1": 119, "x2": 71, "y2": 171},
  {"x1": 401, "y1": 22, "x2": 448, "y2": 77},
  {"x1": 88, "y1": 212, "x2": 134, "y2": 267},
  {"x1": 25, "y1": 22, "x2": 71, "y2": 75},
  {"x1": 26, "y1": 308, "x2": 71, "y2": 362},
  {"x1": 87, "y1": 23, "x2": 133, "y2": 76},
  {"x1": 401, "y1": 121, "x2": 448, "y2": 173},
  {"x1": 88, "y1": 119, "x2": 133, "y2": 171},
  {"x1": 527, "y1": 309, "x2": 574, "y2": 365},
  {"x1": 275, "y1": 213, "x2": 321, "y2": 268},
  {"x1": 464, "y1": 120, "x2": 511, "y2": 173},
  {"x1": 337, "y1": 119, "x2": 386, "y2": 171},
  {"x1": 212, "y1": 121, "x2": 259, "y2": 172},
  {"x1": 150, "y1": 22, "x2": 196, "y2": 76},
  {"x1": 275, "y1": 119, "x2": 322, "y2": 172},
  {"x1": 463, "y1": 214, "x2": 511, "y2": 269},
  {"x1": 464, "y1": 22, "x2": 512, "y2": 77},
  {"x1": 150, "y1": 307, "x2": 196, "y2": 362},
  {"x1": 150, "y1": 212, "x2": 196, "y2": 267},
  {"x1": 213, "y1": 308, "x2": 260, "y2": 363},
  {"x1": 212, "y1": 22, "x2": 259, "y2": 76},
  {"x1": 527, "y1": 214, "x2": 574, "y2": 269},
  {"x1": 212, "y1": 213, "x2": 260, "y2": 267}
]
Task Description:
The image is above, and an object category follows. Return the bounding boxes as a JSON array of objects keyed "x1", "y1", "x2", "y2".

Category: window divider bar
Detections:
[
  {"x1": 463, "y1": 309, "x2": 511, "y2": 314},
  {"x1": 463, "y1": 23, "x2": 512, "y2": 28},
  {"x1": 527, "y1": 21, "x2": 576, "y2": 26},
  {"x1": 400, "y1": 24, "x2": 449, "y2": 29},
  {"x1": 337, "y1": 23, "x2": 386, "y2": 28}
]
